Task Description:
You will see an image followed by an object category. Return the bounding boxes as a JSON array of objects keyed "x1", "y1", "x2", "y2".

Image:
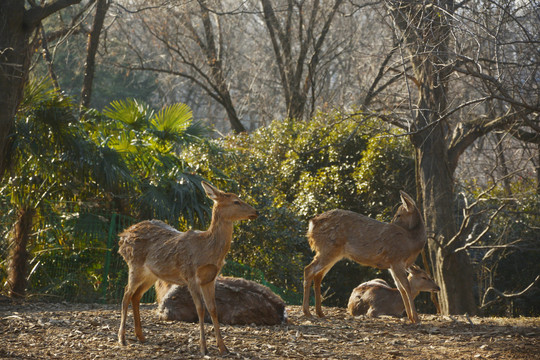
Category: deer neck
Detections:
[
  {"x1": 407, "y1": 279, "x2": 422, "y2": 299},
  {"x1": 205, "y1": 210, "x2": 234, "y2": 257}
]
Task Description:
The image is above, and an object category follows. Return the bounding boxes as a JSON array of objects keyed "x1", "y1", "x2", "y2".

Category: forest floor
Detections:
[{"x1": 0, "y1": 299, "x2": 538, "y2": 359}]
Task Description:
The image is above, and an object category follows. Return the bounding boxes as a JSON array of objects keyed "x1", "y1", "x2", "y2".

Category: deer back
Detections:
[
  {"x1": 348, "y1": 280, "x2": 405, "y2": 317},
  {"x1": 348, "y1": 266, "x2": 439, "y2": 317}
]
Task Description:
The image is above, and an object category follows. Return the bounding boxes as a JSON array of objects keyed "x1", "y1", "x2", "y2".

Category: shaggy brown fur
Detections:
[
  {"x1": 117, "y1": 182, "x2": 258, "y2": 355},
  {"x1": 155, "y1": 277, "x2": 287, "y2": 325},
  {"x1": 347, "y1": 265, "x2": 440, "y2": 317}
]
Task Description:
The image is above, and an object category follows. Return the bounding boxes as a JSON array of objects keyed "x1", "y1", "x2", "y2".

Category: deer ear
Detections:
[
  {"x1": 408, "y1": 264, "x2": 421, "y2": 274},
  {"x1": 202, "y1": 181, "x2": 221, "y2": 200},
  {"x1": 400, "y1": 190, "x2": 416, "y2": 212}
]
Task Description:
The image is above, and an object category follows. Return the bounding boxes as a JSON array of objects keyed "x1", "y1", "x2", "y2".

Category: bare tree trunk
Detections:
[
  {"x1": 198, "y1": 1, "x2": 245, "y2": 133},
  {"x1": 7, "y1": 207, "x2": 36, "y2": 298},
  {"x1": 0, "y1": 0, "x2": 82, "y2": 180},
  {"x1": 415, "y1": 139, "x2": 477, "y2": 315},
  {"x1": 260, "y1": 0, "x2": 343, "y2": 120},
  {"x1": 390, "y1": 0, "x2": 477, "y2": 315},
  {"x1": 0, "y1": 1, "x2": 31, "y2": 181},
  {"x1": 39, "y1": 24, "x2": 61, "y2": 91},
  {"x1": 80, "y1": 0, "x2": 109, "y2": 109}
]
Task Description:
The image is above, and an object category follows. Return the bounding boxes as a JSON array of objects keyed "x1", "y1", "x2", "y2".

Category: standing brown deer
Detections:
[
  {"x1": 347, "y1": 264, "x2": 440, "y2": 317},
  {"x1": 303, "y1": 190, "x2": 426, "y2": 323},
  {"x1": 117, "y1": 181, "x2": 258, "y2": 355}
]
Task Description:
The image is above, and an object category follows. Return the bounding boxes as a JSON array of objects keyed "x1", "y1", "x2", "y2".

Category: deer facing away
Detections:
[
  {"x1": 155, "y1": 277, "x2": 287, "y2": 325},
  {"x1": 347, "y1": 264, "x2": 440, "y2": 317},
  {"x1": 117, "y1": 182, "x2": 258, "y2": 355},
  {"x1": 303, "y1": 190, "x2": 427, "y2": 323}
]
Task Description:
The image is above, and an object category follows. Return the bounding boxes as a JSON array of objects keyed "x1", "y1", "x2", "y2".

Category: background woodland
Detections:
[{"x1": 0, "y1": 0, "x2": 538, "y2": 316}]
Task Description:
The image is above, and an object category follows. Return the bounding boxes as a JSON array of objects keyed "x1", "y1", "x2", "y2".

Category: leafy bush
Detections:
[{"x1": 184, "y1": 112, "x2": 416, "y2": 306}]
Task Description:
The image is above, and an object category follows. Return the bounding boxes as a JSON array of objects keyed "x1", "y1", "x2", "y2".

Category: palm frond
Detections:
[
  {"x1": 152, "y1": 103, "x2": 192, "y2": 134},
  {"x1": 18, "y1": 77, "x2": 57, "y2": 113},
  {"x1": 103, "y1": 98, "x2": 153, "y2": 130}
]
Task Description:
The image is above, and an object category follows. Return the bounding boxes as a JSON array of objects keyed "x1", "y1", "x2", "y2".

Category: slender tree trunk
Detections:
[
  {"x1": 39, "y1": 24, "x2": 61, "y2": 91},
  {"x1": 80, "y1": 0, "x2": 110, "y2": 109},
  {"x1": 198, "y1": 1, "x2": 245, "y2": 133},
  {"x1": 8, "y1": 207, "x2": 36, "y2": 298},
  {"x1": 260, "y1": 0, "x2": 343, "y2": 121}
]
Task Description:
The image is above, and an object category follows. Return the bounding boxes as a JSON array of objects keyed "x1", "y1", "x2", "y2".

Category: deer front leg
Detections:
[
  {"x1": 197, "y1": 264, "x2": 228, "y2": 355},
  {"x1": 390, "y1": 266, "x2": 419, "y2": 323},
  {"x1": 189, "y1": 285, "x2": 208, "y2": 355},
  {"x1": 201, "y1": 281, "x2": 229, "y2": 355}
]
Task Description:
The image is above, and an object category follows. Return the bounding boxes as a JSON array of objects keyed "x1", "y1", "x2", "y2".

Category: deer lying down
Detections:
[
  {"x1": 155, "y1": 277, "x2": 287, "y2": 325},
  {"x1": 347, "y1": 265, "x2": 440, "y2": 317},
  {"x1": 117, "y1": 182, "x2": 258, "y2": 355},
  {"x1": 303, "y1": 191, "x2": 427, "y2": 323}
]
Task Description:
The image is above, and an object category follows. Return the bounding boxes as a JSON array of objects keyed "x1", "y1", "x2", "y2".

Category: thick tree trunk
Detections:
[
  {"x1": 0, "y1": 1, "x2": 30, "y2": 180},
  {"x1": 415, "y1": 136, "x2": 477, "y2": 315},
  {"x1": 8, "y1": 208, "x2": 36, "y2": 298},
  {"x1": 0, "y1": 0, "x2": 82, "y2": 180},
  {"x1": 390, "y1": 0, "x2": 477, "y2": 315}
]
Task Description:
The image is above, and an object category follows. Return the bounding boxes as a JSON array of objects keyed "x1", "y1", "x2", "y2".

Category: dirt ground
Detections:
[{"x1": 1, "y1": 300, "x2": 538, "y2": 359}]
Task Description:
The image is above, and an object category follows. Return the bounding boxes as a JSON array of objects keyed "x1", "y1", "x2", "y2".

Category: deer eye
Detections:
[{"x1": 233, "y1": 200, "x2": 241, "y2": 205}]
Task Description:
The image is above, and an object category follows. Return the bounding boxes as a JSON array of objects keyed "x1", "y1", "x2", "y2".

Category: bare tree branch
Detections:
[
  {"x1": 24, "y1": 0, "x2": 82, "y2": 29},
  {"x1": 481, "y1": 275, "x2": 540, "y2": 309}
]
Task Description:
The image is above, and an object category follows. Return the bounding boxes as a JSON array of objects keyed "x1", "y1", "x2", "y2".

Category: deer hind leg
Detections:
[
  {"x1": 118, "y1": 268, "x2": 154, "y2": 345},
  {"x1": 389, "y1": 266, "x2": 419, "y2": 323},
  {"x1": 131, "y1": 278, "x2": 155, "y2": 342},
  {"x1": 303, "y1": 255, "x2": 339, "y2": 317},
  {"x1": 303, "y1": 259, "x2": 320, "y2": 316},
  {"x1": 118, "y1": 283, "x2": 133, "y2": 345}
]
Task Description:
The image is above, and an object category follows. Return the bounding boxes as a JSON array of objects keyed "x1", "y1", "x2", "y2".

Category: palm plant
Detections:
[
  {"x1": 2, "y1": 78, "x2": 133, "y2": 298},
  {"x1": 1, "y1": 79, "x2": 211, "y2": 299},
  {"x1": 98, "y1": 98, "x2": 211, "y2": 227}
]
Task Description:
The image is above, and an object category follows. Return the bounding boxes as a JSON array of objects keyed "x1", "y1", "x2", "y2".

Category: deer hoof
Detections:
[{"x1": 218, "y1": 345, "x2": 230, "y2": 356}]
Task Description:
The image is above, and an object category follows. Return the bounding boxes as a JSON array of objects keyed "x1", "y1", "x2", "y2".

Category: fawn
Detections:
[{"x1": 347, "y1": 264, "x2": 439, "y2": 317}]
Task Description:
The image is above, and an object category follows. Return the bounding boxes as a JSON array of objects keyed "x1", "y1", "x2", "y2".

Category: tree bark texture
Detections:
[
  {"x1": 0, "y1": 0, "x2": 81, "y2": 181},
  {"x1": 390, "y1": 0, "x2": 477, "y2": 315},
  {"x1": 8, "y1": 208, "x2": 36, "y2": 298},
  {"x1": 0, "y1": 1, "x2": 30, "y2": 181}
]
